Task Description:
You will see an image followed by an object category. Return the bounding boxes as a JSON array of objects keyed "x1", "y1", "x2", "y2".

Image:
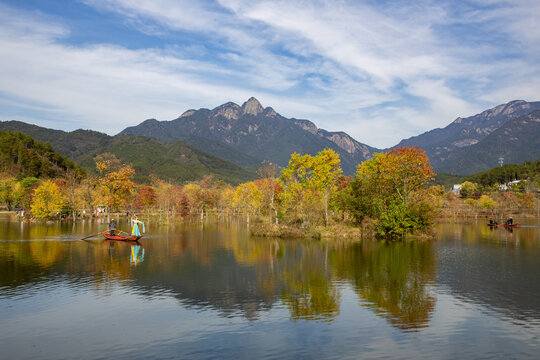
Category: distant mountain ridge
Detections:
[
  {"x1": 396, "y1": 100, "x2": 540, "y2": 173},
  {"x1": 3, "y1": 98, "x2": 540, "y2": 178},
  {"x1": 120, "y1": 97, "x2": 378, "y2": 174},
  {"x1": 435, "y1": 110, "x2": 540, "y2": 174}
]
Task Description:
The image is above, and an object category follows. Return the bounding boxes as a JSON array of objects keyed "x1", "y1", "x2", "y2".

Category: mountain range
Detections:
[
  {"x1": 1, "y1": 98, "x2": 539, "y2": 181},
  {"x1": 120, "y1": 97, "x2": 376, "y2": 175},
  {"x1": 396, "y1": 100, "x2": 540, "y2": 173},
  {"x1": 121, "y1": 97, "x2": 540, "y2": 175}
]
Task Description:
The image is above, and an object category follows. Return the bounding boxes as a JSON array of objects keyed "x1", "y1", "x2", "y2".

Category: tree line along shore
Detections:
[{"x1": 1, "y1": 147, "x2": 540, "y2": 240}]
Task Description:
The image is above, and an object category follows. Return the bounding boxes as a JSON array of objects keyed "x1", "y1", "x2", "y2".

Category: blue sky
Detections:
[{"x1": 0, "y1": 0, "x2": 538, "y2": 148}]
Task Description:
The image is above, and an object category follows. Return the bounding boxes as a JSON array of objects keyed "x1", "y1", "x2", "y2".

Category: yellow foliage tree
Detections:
[
  {"x1": 279, "y1": 152, "x2": 313, "y2": 224},
  {"x1": 31, "y1": 180, "x2": 64, "y2": 218},
  {"x1": 233, "y1": 182, "x2": 262, "y2": 224},
  {"x1": 311, "y1": 149, "x2": 342, "y2": 226},
  {"x1": 279, "y1": 149, "x2": 342, "y2": 226},
  {"x1": 478, "y1": 195, "x2": 496, "y2": 210}
]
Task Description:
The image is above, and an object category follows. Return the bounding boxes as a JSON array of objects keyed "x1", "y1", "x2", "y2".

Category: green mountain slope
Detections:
[
  {"x1": 178, "y1": 135, "x2": 261, "y2": 168},
  {"x1": 76, "y1": 135, "x2": 255, "y2": 184},
  {"x1": 0, "y1": 131, "x2": 82, "y2": 179},
  {"x1": 0, "y1": 121, "x2": 255, "y2": 184}
]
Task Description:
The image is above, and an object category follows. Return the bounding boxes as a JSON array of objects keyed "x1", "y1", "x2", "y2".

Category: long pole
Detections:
[{"x1": 81, "y1": 233, "x2": 101, "y2": 241}]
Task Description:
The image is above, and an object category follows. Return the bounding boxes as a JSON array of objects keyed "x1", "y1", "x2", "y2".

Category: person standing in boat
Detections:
[
  {"x1": 108, "y1": 220, "x2": 117, "y2": 236},
  {"x1": 131, "y1": 215, "x2": 145, "y2": 236}
]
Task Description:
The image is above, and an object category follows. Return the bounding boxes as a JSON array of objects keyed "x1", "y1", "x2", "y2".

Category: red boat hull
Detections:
[{"x1": 102, "y1": 232, "x2": 141, "y2": 241}]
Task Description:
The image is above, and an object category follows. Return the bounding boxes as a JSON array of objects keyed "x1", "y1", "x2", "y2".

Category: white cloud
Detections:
[{"x1": 0, "y1": 0, "x2": 539, "y2": 148}]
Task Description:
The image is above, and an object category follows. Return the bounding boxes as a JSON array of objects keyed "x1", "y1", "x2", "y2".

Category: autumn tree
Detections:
[
  {"x1": 343, "y1": 147, "x2": 436, "y2": 238},
  {"x1": 218, "y1": 184, "x2": 236, "y2": 218},
  {"x1": 183, "y1": 176, "x2": 219, "y2": 221},
  {"x1": 257, "y1": 161, "x2": 280, "y2": 224},
  {"x1": 459, "y1": 181, "x2": 478, "y2": 199},
  {"x1": 15, "y1": 177, "x2": 40, "y2": 210},
  {"x1": 94, "y1": 153, "x2": 136, "y2": 219},
  {"x1": 0, "y1": 177, "x2": 16, "y2": 210},
  {"x1": 311, "y1": 149, "x2": 342, "y2": 226},
  {"x1": 136, "y1": 186, "x2": 157, "y2": 210},
  {"x1": 31, "y1": 179, "x2": 64, "y2": 218},
  {"x1": 170, "y1": 185, "x2": 190, "y2": 217},
  {"x1": 65, "y1": 168, "x2": 85, "y2": 221},
  {"x1": 477, "y1": 195, "x2": 496, "y2": 212},
  {"x1": 279, "y1": 153, "x2": 313, "y2": 224},
  {"x1": 233, "y1": 182, "x2": 262, "y2": 224},
  {"x1": 279, "y1": 149, "x2": 343, "y2": 226}
]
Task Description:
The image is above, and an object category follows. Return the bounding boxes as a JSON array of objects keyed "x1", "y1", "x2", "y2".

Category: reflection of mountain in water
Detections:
[{"x1": 436, "y1": 242, "x2": 540, "y2": 322}]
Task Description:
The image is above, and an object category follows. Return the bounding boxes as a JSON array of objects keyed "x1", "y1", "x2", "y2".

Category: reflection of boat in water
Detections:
[
  {"x1": 103, "y1": 237, "x2": 145, "y2": 265},
  {"x1": 101, "y1": 230, "x2": 142, "y2": 241}
]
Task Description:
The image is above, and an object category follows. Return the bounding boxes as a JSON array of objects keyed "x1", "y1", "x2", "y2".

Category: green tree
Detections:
[
  {"x1": 459, "y1": 181, "x2": 478, "y2": 199},
  {"x1": 15, "y1": 177, "x2": 40, "y2": 210},
  {"x1": 0, "y1": 177, "x2": 16, "y2": 210}
]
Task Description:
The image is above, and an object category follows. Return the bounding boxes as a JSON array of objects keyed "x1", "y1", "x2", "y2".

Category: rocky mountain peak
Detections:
[
  {"x1": 241, "y1": 97, "x2": 264, "y2": 116},
  {"x1": 294, "y1": 119, "x2": 318, "y2": 134},
  {"x1": 212, "y1": 102, "x2": 241, "y2": 120},
  {"x1": 263, "y1": 107, "x2": 278, "y2": 117},
  {"x1": 179, "y1": 110, "x2": 196, "y2": 118}
]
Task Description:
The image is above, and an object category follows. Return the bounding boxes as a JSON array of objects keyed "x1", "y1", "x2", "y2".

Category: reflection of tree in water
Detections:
[
  {"x1": 221, "y1": 235, "x2": 340, "y2": 321},
  {"x1": 279, "y1": 244, "x2": 340, "y2": 321},
  {"x1": 331, "y1": 241, "x2": 436, "y2": 331},
  {"x1": 1, "y1": 221, "x2": 434, "y2": 329}
]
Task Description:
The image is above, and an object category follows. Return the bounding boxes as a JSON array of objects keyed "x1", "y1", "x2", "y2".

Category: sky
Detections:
[{"x1": 0, "y1": 0, "x2": 539, "y2": 148}]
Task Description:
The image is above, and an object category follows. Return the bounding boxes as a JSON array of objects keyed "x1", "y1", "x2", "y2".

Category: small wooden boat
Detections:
[
  {"x1": 487, "y1": 223, "x2": 520, "y2": 228},
  {"x1": 101, "y1": 230, "x2": 142, "y2": 241}
]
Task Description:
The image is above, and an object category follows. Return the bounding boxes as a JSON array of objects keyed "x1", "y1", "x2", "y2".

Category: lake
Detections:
[{"x1": 1, "y1": 215, "x2": 540, "y2": 359}]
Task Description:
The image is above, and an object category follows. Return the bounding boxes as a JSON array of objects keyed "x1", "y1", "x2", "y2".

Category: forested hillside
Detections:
[
  {"x1": 467, "y1": 158, "x2": 540, "y2": 187},
  {"x1": 0, "y1": 131, "x2": 82, "y2": 179},
  {"x1": 0, "y1": 121, "x2": 255, "y2": 184},
  {"x1": 76, "y1": 135, "x2": 256, "y2": 184}
]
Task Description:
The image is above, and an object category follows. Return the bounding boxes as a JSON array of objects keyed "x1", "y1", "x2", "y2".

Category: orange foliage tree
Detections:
[
  {"x1": 94, "y1": 153, "x2": 136, "y2": 216},
  {"x1": 344, "y1": 147, "x2": 436, "y2": 238}
]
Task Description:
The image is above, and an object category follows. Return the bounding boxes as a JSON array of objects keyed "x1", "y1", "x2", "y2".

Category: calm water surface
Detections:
[{"x1": 1, "y1": 215, "x2": 540, "y2": 359}]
